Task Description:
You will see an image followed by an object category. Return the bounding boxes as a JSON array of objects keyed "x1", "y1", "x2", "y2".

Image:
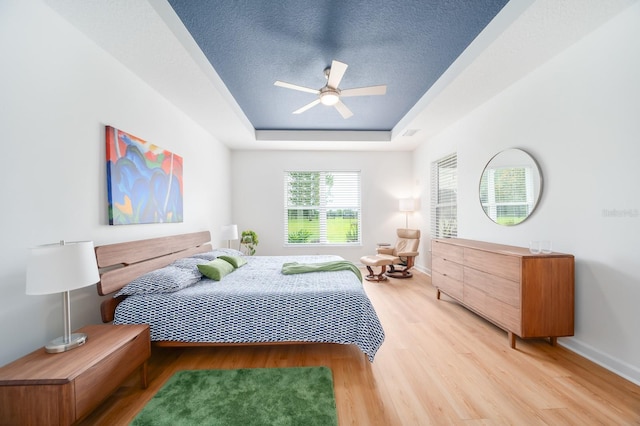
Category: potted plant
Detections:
[{"x1": 239, "y1": 230, "x2": 259, "y2": 255}]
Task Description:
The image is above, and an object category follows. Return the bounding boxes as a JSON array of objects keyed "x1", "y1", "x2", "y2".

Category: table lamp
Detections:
[
  {"x1": 220, "y1": 224, "x2": 238, "y2": 248},
  {"x1": 26, "y1": 240, "x2": 100, "y2": 353},
  {"x1": 399, "y1": 198, "x2": 416, "y2": 228}
]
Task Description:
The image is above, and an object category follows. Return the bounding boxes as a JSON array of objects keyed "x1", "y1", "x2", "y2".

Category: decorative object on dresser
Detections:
[
  {"x1": 431, "y1": 238, "x2": 574, "y2": 348},
  {"x1": 0, "y1": 324, "x2": 150, "y2": 425},
  {"x1": 26, "y1": 240, "x2": 100, "y2": 353}
]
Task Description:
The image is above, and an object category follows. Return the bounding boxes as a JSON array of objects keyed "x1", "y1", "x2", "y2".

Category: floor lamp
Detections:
[
  {"x1": 26, "y1": 240, "x2": 100, "y2": 353},
  {"x1": 399, "y1": 198, "x2": 416, "y2": 228}
]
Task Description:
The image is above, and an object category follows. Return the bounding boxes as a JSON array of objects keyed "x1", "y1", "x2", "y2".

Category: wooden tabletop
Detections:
[{"x1": 0, "y1": 324, "x2": 148, "y2": 385}]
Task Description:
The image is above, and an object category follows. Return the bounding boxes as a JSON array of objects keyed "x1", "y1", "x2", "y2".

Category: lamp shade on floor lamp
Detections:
[{"x1": 399, "y1": 198, "x2": 416, "y2": 228}]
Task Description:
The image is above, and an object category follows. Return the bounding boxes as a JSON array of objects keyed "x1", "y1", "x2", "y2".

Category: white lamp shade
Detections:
[
  {"x1": 220, "y1": 224, "x2": 239, "y2": 241},
  {"x1": 26, "y1": 241, "x2": 100, "y2": 295},
  {"x1": 399, "y1": 198, "x2": 416, "y2": 212}
]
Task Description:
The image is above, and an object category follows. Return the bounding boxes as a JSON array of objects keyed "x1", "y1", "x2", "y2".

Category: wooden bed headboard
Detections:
[{"x1": 95, "y1": 230, "x2": 212, "y2": 322}]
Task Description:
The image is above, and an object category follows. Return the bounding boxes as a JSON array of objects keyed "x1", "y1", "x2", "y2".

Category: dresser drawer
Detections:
[
  {"x1": 432, "y1": 240, "x2": 464, "y2": 264},
  {"x1": 433, "y1": 271, "x2": 463, "y2": 301},
  {"x1": 464, "y1": 266, "x2": 520, "y2": 308},
  {"x1": 463, "y1": 283, "x2": 486, "y2": 313},
  {"x1": 75, "y1": 328, "x2": 150, "y2": 418},
  {"x1": 486, "y1": 296, "x2": 521, "y2": 334},
  {"x1": 0, "y1": 384, "x2": 74, "y2": 425},
  {"x1": 464, "y1": 248, "x2": 520, "y2": 282},
  {"x1": 432, "y1": 256, "x2": 463, "y2": 281}
]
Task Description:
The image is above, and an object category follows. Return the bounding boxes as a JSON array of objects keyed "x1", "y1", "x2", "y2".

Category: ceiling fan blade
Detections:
[
  {"x1": 274, "y1": 81, "x2": 320, "y2": 94},
  {"x1": 340, "y1": 85, "x2": 387, "y2": 97},
  {"x1": 327, "y1": 60, "x2": 348, "y2": 89},
  {"x1": 334, "y1": 100, "x2": 353, "y2": 119},
  {"x1": 293, "y1": 99, "x2": 321, "y2": 114}
]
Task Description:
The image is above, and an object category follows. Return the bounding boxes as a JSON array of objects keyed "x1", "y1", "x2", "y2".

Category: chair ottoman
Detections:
[{"x1": 360, "y1": 255, "x2": 393, "y2": 282}]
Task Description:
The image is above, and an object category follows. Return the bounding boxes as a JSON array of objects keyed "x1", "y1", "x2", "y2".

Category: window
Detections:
[
  {"x1": 284, "y1": 171, "x2": 361, "y2": 245},
  {"x1": 430, "y1": 154, "x2": 457, "y2": 238},
  {"x1": 479, "y1": 165, "x2": 535, "y2": 225}
]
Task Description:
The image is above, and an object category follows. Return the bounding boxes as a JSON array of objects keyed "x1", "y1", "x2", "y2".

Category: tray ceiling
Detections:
[
  {"x1": 166, "y1": 0, "x2": 509, "y2": 135},
  {"x1": 43, "y1": 0, "x2": 635, "y2": 149}
]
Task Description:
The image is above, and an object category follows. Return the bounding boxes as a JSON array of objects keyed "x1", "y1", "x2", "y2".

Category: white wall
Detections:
[
  {"x1": 3, "y1": 0, "x2": 637, "y2": 389},
  {"x1": 0, "y1": 1, "x2": 231, "y2": 366},
  {"x1": 413, "y1": 3, "x2": 640, "y2": 384},
  {"x1": 231, "y1": 150, "x2": 414, "y2": 262}
]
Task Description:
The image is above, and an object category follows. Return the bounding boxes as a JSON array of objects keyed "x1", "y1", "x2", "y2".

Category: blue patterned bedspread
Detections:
[{"x1": 114, "y1": 255, "x2": 385, "y2": 361}]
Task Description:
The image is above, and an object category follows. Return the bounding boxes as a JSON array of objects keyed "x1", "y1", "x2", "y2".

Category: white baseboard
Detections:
[
  {"x1": 414, "y1": 265, "x2": 430, "y2": 275},
  {"x1": 370, "y1": 264, "x2": 640, "y2": 386},
  {"x1": 419, "y1": 268, "x2": 639, "y2": 386},
  {"x1": 559, "y1": 338, "x2": 640, "y2": 386}
]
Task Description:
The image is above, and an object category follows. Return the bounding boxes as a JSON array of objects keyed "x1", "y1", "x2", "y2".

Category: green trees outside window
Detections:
[{"x1": 285, "y1": 171, "x2": 361, "y2": 245}]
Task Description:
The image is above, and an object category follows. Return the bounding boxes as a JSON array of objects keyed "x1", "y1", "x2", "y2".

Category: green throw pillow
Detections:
[
  {"x1": 197, "y1": 258, "x2": 235, "y2": 281},
  {"x1": 219, "y1": 255, "x2": 247, "y2": 269}
]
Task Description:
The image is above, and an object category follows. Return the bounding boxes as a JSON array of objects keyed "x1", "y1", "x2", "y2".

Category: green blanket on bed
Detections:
[{"x1": 281, "y1": 260, "x2": 362, "y2": 282}]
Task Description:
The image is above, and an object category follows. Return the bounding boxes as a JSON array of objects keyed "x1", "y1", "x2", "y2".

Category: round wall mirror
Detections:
[{"x1": 479, "y1": 148, "x2": 543, "y2": 226}]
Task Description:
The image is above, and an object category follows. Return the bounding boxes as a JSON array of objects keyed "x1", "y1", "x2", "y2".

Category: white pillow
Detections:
[{"x1": 114, "y1": 265, "x2": 201, "y2": 297}]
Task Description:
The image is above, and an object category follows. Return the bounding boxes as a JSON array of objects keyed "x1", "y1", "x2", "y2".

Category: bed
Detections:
[{"x1": 95, "y1": 231, "x2": 385, "y2": 361}]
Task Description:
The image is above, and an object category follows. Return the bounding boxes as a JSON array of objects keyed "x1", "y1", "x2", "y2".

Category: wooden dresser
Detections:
[
  {"x1": 431, "y1": 238, "x2": 574, "y2": 348},
  {"x1": 0, "y1": 324, "x2": 150, "y2": 425}
]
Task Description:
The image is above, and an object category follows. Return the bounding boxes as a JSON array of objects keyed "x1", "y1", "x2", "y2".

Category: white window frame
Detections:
[
  {"x1": 284, "y1": 170, "x2": 361, "y2": 246},
  {"x1": 480, "y1": 166, "x2": 535, "y2": 224},
  {"x1": 430, "y1": 153, "x2": 458, "y2": 239}
]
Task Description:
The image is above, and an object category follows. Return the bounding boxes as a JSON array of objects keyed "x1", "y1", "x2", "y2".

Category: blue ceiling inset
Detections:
[{"x1": 167, "y1": 0, "x2": 509, "y2": 132}]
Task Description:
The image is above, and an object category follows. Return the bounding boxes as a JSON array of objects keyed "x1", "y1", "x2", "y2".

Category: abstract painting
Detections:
[{"x1": 106, "y1": 126, "x2": 183, "y2": 225}]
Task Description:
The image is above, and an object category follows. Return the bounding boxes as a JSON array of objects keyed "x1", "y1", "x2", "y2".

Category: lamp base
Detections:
[{"x1": 45, "y1": 332, "x2": 88, "y2": 353}]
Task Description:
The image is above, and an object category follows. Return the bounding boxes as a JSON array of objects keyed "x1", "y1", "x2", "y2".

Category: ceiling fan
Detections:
[{"x1": 274, "y1": 60, "x2": 387, "y2": 119}]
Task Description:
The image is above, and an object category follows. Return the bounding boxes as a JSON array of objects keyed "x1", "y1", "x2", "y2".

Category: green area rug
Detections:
[{"x1": 131, "y1": 366, "x2": 338, "y2": 426}]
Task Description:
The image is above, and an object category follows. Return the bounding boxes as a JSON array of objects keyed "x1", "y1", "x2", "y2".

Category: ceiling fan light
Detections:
[{"x1": 320, "y1": 92, "x2": 339, "y2": 106}]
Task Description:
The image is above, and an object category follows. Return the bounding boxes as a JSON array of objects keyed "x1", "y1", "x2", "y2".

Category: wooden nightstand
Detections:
[{"x1": 0, "y1": 324, "x2": 150, "y2": 425}]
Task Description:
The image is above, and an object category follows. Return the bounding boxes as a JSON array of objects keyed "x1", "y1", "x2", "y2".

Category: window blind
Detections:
[
  {"x1": 430, "y1": 154, "x2": 458, "y2": 239},
  {"x1": 284, "y1": 171, "x2": 361, "y2": 245}
]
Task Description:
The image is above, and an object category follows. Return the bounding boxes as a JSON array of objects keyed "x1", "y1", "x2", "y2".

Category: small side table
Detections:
[{"x1": 0, "y1": 324, "x2": 150, "y2": 425}]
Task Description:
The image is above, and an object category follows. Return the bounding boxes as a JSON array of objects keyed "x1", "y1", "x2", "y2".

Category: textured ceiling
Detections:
[
  {"x1": 43, "y1": 0, "x2": 635, "y2": 150},
  {"x1": 167, "y1": 0, "x2": 509, "y2": 133}
]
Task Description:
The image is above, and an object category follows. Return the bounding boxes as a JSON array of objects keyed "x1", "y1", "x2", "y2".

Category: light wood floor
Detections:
[{"x1": 81, "y1": 270, "x2": 640, "y2": 425}]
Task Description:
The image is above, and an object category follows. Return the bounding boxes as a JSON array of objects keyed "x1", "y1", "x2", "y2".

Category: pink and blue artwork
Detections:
[{"x1": 106, "y1": 126, "x2": 183, "y2": 225}]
